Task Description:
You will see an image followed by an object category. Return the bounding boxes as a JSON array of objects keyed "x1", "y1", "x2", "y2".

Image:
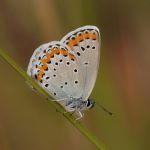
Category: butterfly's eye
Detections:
[
  {"x1": 86, "y1": 99, "x2": 95, "y2": 109},
  {"x1": 87, "y1": 100, "x2": 91, "y2": 107}
]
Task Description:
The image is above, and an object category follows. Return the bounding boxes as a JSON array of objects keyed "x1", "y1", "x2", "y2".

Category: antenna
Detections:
[{"x1": 95, "y1": 103, "x2": 113, "y2": 116}]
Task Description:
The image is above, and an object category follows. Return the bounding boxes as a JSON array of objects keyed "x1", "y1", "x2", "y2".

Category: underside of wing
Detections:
[
  {"x1": 61, "y1": 25, "x2": 100, "y2": 100},
  {"x1": 27, "y1": 41, "x2": 84, "y2": 100}
]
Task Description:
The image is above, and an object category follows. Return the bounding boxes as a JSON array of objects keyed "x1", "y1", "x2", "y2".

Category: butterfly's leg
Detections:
[
  {"x1": 68, "y1": 110, "x2": 76, "y2": 117},
  {"x1": 49, "y1": 98, "x2": 68, "y2": 113},
  {"x1": 51, "y1": 98, "x2": 68, "y2": 102},
  {"x1": 76, "y1": 111, "x2": 84, "y2": 120}
]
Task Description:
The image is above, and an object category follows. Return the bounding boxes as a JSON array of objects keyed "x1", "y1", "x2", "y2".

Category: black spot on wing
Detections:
[{"x1": 76, "y1": 52, "x2": 81, "y2": 56}]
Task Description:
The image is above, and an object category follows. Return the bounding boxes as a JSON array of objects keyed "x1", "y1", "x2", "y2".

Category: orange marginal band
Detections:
[{"x1": 67, "y1": 32, "x2": 97, "y2": 49}]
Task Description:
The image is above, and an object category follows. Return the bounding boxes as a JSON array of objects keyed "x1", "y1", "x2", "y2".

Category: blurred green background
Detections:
[{"x1": 0, "y1": 0, "x2": 150, "y2": 150}]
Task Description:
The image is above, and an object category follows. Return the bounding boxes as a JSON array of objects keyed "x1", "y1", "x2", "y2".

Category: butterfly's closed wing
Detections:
[
  {"x1": 27, "y1": 25, "x2": 100, "y2": 116},
  {"x1": 61, "y1": 26, "x2": 100, "y2": 101},
  {"x1": 27, "y1": 41, "x2": 84, "y2": 101}
]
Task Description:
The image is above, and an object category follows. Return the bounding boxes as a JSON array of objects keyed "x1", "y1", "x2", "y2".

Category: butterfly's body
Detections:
[{"x1": 27, "y1": 25, "x2": 100, "y2": 119}]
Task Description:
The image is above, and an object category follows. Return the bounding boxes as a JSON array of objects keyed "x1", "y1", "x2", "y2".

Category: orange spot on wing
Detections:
[
  {"x1": 67, "y1": 34, "x2": 85, "y2": 49},
  {"x1": 41, "y1": 59, "x2": 48, "y2": 64},
  {"x1": 38, "y1": 64, "x2": 47, "y2": 71},
  {"x1": 76, "y1": 34, "x2": 84, "y2": 42},
  {"x1": 49, "y1": 51, "x2": 54, "y2": 58},
  {"x1": 60, "y1": 49, "x2": 68, "y2": 56},
  {"x1": 84, "y1": 33, "x2": 91, "y2": 39},
  {"x1": 53, "y1": 49, "x2": 60, "y2": 55},
  {"x1": 37, "y1": 71, "x2": 44, "y2": 81},
  {"x1": 40, "y1": 48, "x2": 53, "y2": 66},
  {"x1": 90, "y1": 33, "x2": 97, "y2": 40},
  {"x1": 68, "y1": 53, "x2": 76, "y2": 61},
  {"x1": 67, "y1": 39, "x2": 78, "y2": 48},
  {"x1": 41, "y1": 53, "x2": 51, "y2": 64}
]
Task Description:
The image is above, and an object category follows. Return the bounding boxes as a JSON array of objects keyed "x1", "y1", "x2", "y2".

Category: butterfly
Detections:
[{"x1": 27, "y1": 25, "x2": 100, "y2": 119}]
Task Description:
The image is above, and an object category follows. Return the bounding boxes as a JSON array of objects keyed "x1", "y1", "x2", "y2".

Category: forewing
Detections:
[{"x1": 61, "y1": 25, "x2": 100, "y2": 100}]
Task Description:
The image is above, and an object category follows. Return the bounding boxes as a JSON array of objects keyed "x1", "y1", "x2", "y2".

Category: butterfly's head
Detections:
[{"x1": 86, "y1": 99, "x2": 95, "y2": 110}]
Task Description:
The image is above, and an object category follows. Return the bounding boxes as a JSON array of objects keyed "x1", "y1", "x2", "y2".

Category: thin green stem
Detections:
[{"x1": 0, "y1": 48, "x2": 108, "y2": 150}]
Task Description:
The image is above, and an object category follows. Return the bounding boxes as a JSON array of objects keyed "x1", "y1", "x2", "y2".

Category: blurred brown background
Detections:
[{"x1": 0, "y1": 0, "x2": 150, "y2": 150}]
